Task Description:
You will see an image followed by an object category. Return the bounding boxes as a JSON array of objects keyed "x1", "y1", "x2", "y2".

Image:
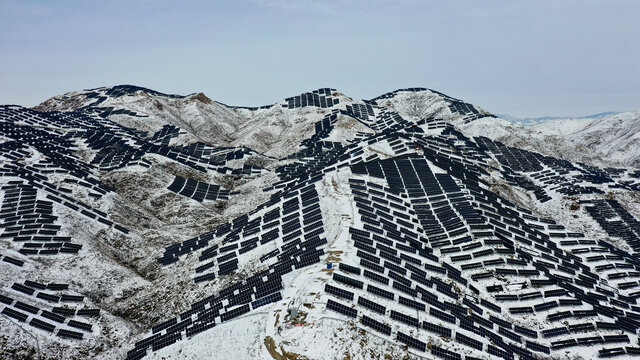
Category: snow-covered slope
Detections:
[
  {"x1": 568, "y1": 111, "x2": 640, "y2": 166},
  {"x1": 460, "y1": 111, "x2": 640, "y2": 168},
  {"x1": 35, "y1": 86, "x2": 498, "y2": 159},
  {"x1": 2, "y1": 86, "x2": 640, "y2": 360},
  {"x1": 35, "y1": 86, "x2": 369, "y2": 158},
  {"x1": 36, "y1": 85, "x2": 255, "y2": 147}
]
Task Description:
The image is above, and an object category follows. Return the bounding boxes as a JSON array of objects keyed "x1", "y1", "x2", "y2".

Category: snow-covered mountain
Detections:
[
  {"x1": 462, "y1": 111, "x2": 640, "y2": 168},
  {"x1": 34, "y1": 85, "x2": 492, "y2": 159},
  {"x1": 2, "y1": 85, "x2": 640, "y2": 360}
]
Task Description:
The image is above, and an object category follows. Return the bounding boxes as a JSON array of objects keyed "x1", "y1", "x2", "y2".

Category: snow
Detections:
[
  {"x1": 3, "y1": 85, "x2": 640, "y2": 360},
  {"x1": 458, "y1": 117, "x2": 517, "y2": 139},
  {"x1": 146, "y1": 167, "x2": 427, "y2": 360},
  {"x1": 381, "y1": 90, "x2": 451, "y2": 122},
  {"x1": 458, "y1": 111, "x2": 640, "y2": 168},
  {"x1": 528, "y1": 117, "x2": 594, "y2": 136}
]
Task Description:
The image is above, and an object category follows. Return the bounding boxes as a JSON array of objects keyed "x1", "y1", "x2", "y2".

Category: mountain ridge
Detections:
[
  {"x1": 33, "y1": 85, "x2": 496, "y2": 159},
  {"x1": 35, "y1": 84, "x2": 640, "y2": 167}
]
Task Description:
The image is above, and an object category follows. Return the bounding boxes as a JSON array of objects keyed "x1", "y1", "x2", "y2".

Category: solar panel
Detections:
[
  {"x1": 455, "y1": 332, "x2": 483, "y2": 350},
  {"x1": 76, "y1": 309, "x2": 100, "y2": 317},
  {"x1": 399, "y1": 296, "x2": 425, "y2": 311},
  {"x1": 11, "y1": 283, "x2": 34, "y2": 295},
  {"x1": 68, "y1": 320, "x2": 92, "y2": 332},
  {"x1": 430, "y1": 307, "x2": 455, "y2": 323},
  {"x1": 41, "y1": 310, "x2": 65, "y2": 323},
  {"x1": 326, "y1": 299, "x2": 357, "y2": 318},
  {"x1": 513, "y1": 325, "x2": 537, "y2": 338},
  {"x1": 363, "y1": 269, "x2": 389, "y2": 285},
  {"x1": 15, "y1": 301, "x2": 39, "y2": 314},
  {"x1": 598, "y1": 347, "x2": 626, "y2": 358},
  {"x1": 30, "y1": 318, "x2": 56, "y2": 332},
  {"x1": 366, "y1": 284, "x2": 394, "y2": 300},
  {"x1": 542, "y1": 327, "x2": 569, "y2": 338},
  {"x1": 603, "y1": 334, "x2": 630, "y2": 344},
  {"x1": 360, "y1": 315, "x2": 391, "y2": 336},
  {"x1": 356, "y1": 250, "x2": 381, "y2": 264},
  {"x1": 57, "y1": 329, "x2": 84, "y2": 340},
  {"x1": 397, "y1": 331, "x2": 426, "y2": 352},
  {"x1": 422, "y1": 321, "x2": 452, "y2": 337},
  {"x1": 486, "y1": 344, "x2": 513, "y2": 360},
  {"x1": 390, "y1": 310, "x2": 418, "y2": 327},
  {"x1": 0, "y1": 295, "x2": 13, "y2": 305},
  {"x1": 339, "y1": 263, "x2": 362, "y2": 275},
  {"x1": 325, "y1": 284, "x2": 354, "y2": 301},
  {"x1": 392, "y1": 280, "x2": 417, "y2": 297},
  {"x1": 2, "y1": 307, "x2": 28, "y2": 322}
]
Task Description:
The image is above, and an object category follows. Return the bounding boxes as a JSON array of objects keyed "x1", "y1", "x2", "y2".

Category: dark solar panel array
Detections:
[
  {"x1": 344, "y1": 103, "x2": 375, "y2": 121},
  {"x1": 5, "y1": 84, "x2": 640, "y2": 359},
  {"x1": 149, "y1": 125, "x2": 181, "y2": 145},
  {"x1": 582, "y1": 199, "x2": 640, "y2": 253},
  {"x1": 369, "y1": 88, "x2": 430, "y2": 101},
  {"x1": 0, "y1": 279, "x2": 101, "y2": 341},
  {"x1": 283, "y1": 88, "x2": 339, "y2": 109},
  {"x1": 300, "y1": 112, "x2": 342, "y2": 149},
  {"x1": 0, "y1": 108, "x2": 157, "y2": 246},
  {"x1": 326, "y1": 298, "x2": 357, "y2": 318},
  {"x1": 1, "y1": 104, "x2": 257, "y2": 178},
  {"x1": 396, "y1": 331, "x2": 426, "y2": 352},
  {"x1": 475, "y1": 136, "x2": 621, "y2": 201},
  {"x1": 360, "y1": 315, "x2": 391, "y2": 335},
  {"x1": 334, "y1": 127, "x2": 640, "y2": 358},
  {"x1": 166, "y1": 176, "x2": 230, "y2": 202},
  {"x1": 0, "y1": 182, "x2": 82, "y2": 256},
  {"x1": 448, "y1": 100, "x2": 489, "y2": 123},
  {"x1": 132, "y1": 179, "x2": 330, "y2": 359},
  {"x1": 324, "y1": 284, "x2": 354, "y2": 301}
]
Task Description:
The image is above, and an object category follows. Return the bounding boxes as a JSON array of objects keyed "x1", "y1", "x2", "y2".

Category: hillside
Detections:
[
  {"x1": 1, "y1": 86, "x2": 640, "y2": 360},
  {"x1": 461, "y1": 111, "x2": 640, "y2": 168}
]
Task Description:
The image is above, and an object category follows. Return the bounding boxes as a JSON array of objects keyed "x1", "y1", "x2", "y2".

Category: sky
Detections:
[{"x1": 0, "y1": 0, "x2": 638, "y2": 118}]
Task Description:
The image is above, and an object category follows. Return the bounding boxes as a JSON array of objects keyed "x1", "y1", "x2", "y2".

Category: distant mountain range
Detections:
[{"x1": 497, "y1": 111, "x2": 620, "y2": 125}]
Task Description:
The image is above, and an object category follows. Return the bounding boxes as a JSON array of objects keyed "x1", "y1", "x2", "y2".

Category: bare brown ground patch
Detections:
[{"x1": 263, "y1": 336, "x2": 310, "y2": 360}]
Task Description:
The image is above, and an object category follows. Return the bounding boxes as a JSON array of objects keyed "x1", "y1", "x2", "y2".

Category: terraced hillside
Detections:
[{"x1": 1, "y1": 86, "x2": 640, "y2": 360}]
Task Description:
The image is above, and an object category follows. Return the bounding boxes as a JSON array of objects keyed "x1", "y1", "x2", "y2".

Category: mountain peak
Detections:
[
  {"x1": 85, "y1": 84, "x2": 188, "y2": 98},
  {"x1": 188, "y1": 92, "x2": 213, "y2": 104}
]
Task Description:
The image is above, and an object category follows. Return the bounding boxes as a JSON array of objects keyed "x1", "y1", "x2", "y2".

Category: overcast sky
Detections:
[{"x1": 1, "y1": 0, "x2": 638, "y2": 117}]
